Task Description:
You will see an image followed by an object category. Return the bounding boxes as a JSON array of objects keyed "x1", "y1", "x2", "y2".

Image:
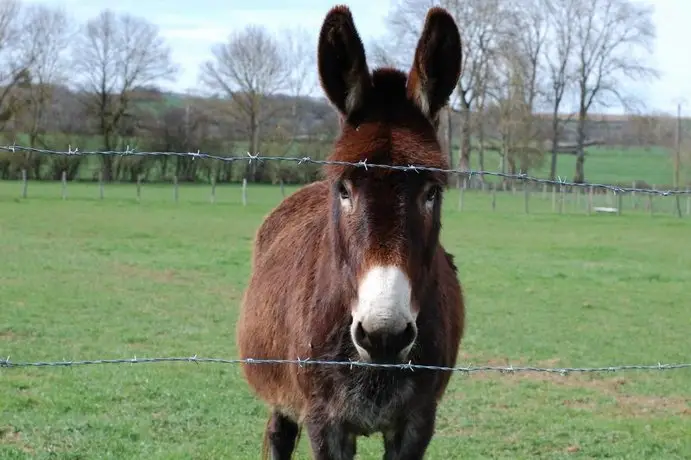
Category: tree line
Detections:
[
  {"x1": 373, "y1": 0, "x2": 672, "y2": 185},
  {"x1": 0, "y1": 0, "x2": 685, "y2": 186}
]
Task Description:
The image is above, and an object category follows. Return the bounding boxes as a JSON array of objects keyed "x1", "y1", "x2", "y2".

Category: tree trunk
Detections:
[
  {"x1": 478, "y1": 116, "x2": 485, "y2": 184},
  {"x1": 101, "y1": 130, "x2": 115, "y2": 182},
  {"x1": 458, "y1": 98, "x2": 472, "y2": 186},
  {"x1": 574, "y1": 107, "x2": 587, "y2": 183},
  {"x1": 248, "y1": 112, "x2": 262, "y2": 183},
  {"x1": 446, "y1": 107, "x2": 453, "y2": 167},
  {"x1": 549, "y1": 109, "x2": 560, "y2": 181}
]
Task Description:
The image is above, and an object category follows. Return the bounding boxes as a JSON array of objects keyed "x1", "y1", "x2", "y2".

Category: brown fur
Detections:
[{"x1": 237, "y1": 5, "x2": 465, "y2": 459}]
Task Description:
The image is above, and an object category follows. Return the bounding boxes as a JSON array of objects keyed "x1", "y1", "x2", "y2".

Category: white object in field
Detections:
[{"x1": 593, "y1": 206, "x2": 618, "y2": 213}]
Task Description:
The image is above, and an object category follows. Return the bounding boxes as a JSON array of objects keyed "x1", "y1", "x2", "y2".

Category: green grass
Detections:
[
  {"x1": 467, "y1": 145, "x2": 686, "y2": 188},
  {"x1": 1, "y1": 182, "x2": 690, "y2": 459}
]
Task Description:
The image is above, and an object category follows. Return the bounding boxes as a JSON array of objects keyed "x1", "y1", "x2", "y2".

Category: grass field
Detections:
[{"x1": 1, "y1": 182, "x2": 690, "y2": 459}]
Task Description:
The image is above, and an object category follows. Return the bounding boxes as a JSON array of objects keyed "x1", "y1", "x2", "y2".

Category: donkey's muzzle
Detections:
[{"x1": 353, "y1": 321, "x2": 417, "y2": 364}]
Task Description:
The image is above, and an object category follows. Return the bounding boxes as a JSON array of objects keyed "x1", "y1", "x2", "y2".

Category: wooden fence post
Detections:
[
  {"x1": 61, "y1": 171, "x2": 67, "y2": 200},
  {"x1": 21, "y1": 169, "x2": 27, "y2": 198},
  {"x1": 491, "y1": 185, "x2": 496, "y2": 211},
  {"x1": 173, "y1": 176, "x2": 179, "y2": 203},
  {"x1": 458, "y1": 178, "x2": 466, "y2": 211}
]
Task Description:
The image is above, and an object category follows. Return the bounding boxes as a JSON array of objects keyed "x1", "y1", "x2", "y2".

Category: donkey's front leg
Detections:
[
  {"x1": 305, "y1": 414, "x2": 356, "y2": 460},
  {"x1": 382, "y1": 403, "x2": 437, "y2": 460}
]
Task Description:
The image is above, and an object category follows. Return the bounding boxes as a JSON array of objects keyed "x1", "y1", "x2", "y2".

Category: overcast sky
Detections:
[{"x1": 25, "y1": 0, "x2": 691, "y2": 116}]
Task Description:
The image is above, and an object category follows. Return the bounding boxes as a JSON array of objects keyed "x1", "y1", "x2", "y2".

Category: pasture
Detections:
[{"x1": 1, "y1": 181, "x2": 690, "y2": 459}]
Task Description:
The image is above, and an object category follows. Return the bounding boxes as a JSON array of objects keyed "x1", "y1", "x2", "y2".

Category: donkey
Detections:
[{"x1": 236, "y1": 4, "x2": 465, "y2": 459}]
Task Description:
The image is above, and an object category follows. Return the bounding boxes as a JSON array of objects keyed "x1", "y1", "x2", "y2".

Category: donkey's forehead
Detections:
[{"x1": 325, "y1": 122, "x2": 448, "y2": 179}]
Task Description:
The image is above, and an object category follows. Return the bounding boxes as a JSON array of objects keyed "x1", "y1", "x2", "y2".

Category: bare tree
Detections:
[
  {"x1": 71, "y1": 9, "x2": 178, "y2": 181},
  {"x1": 22, "y1": 5, "x2": 73, "y2": 149},
  {"x1": 472, "y1": 60, "x2": 493, "y2": 178},
  {"x1": 542, "y1": 0, "x2": 578, "y2": 180},
  {"x1": 485, "y1": 0, "x2": 549, "y2": 178},
  {"x1": 444, "y1": 0, "x2": 507, "y2": 179},
  {"x1": 265, "y1": 27, "x2": 317, "y2": 182},
  {"x1": 570, "y1": 0, "x2": 659, "y2": 183},
  {"x1": 274, "y1": 26, "x2": 316, "y2": 146},
  {"x1": 199, "y1": 25, "x2": 287, "y2": 181},
  {"x1": 487, "y1": 45, "x2": 541, "y2": 178},
  {"x1": 0, "y1": 0, "x2": 38, "y2": 133}
]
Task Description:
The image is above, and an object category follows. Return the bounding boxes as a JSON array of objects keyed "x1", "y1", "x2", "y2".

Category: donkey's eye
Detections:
[
  {"x1": 338, "y1": 182, "x2": 350, "y2": 200},
  {"x1": 425, "y1": 186, "x2": 439, "y2": 203}
]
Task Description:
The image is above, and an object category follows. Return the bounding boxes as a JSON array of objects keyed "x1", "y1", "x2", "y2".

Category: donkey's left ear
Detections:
[{"x1": 406, "y1": 7, "x2": 462, "y2": 123}]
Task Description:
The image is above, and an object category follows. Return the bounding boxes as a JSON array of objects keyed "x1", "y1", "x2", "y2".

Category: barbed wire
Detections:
[
  {"x1": 2, "y1": 144, "x2": 689, "y2": 196},
  {"x1": 1, "y1": 356, "x2": 690, "y2": 376}
]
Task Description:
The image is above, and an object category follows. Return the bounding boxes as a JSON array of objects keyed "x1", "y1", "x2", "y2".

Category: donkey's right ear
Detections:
[{"x1": 317, "y1": 5, "x2": 372, "y2": 118}]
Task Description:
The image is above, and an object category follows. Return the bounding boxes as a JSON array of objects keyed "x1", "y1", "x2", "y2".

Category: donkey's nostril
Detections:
[
  {"x1": 354, "y1": 321, "x2": 370, "y2": 349},
  {"x1": 401, "y1": 322, "x2": 416, "y2": 346}
]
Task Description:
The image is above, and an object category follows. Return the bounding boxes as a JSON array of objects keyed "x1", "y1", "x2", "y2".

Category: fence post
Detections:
[
  {"x1": 173, "y1": 175, "x2": 179, "y2": 203},
  {"x1": 210, "y1": 175, "x2": 216, "y2": 204},
  {"x1": 617, "y1": 192, "x2": 622, "y2": 216},
  {"x1": 61, "y1": 171, "x2": 67, "y2": 200},
  {"x1": 587, "y1": 186, "x2": 593, "y2": 215},
  {"x1": 523, "y1": 179, "x2": 529, "y2": 214},
  {"x1": 280, "y1": 179, "x2": 285, "y2": 197},
  {"x1": 99, "y1": 170, "x2": 104, "y2": 200},
  {"x1": 21, "y1": 169, "x2": 27, "y2": 198},
  {"x1": 136, "y1": 175, "x2": 142, "y2": 202},
  {"x1": 686, "y1": 189, "x2": 690, "y2": 216},
  {"x1": 242, "y1": 178, "x2": 247, "y2": 206},
  {"x1": 675, "y1": 194, "x2": 682, "y2": 218},
  {"x1": 458, "y1": 178, "x2": 466, "y2": 211},
  {"x1": 648, "y1": 194, "x2": 653, "y2": 216},
  {"x1": 551, "y1": 185, "x2": 556, "y2": 212},
  {"x1": 631, "y1": 181, "x2": 637, "y2": 209},
  {"x1": 491, "y1": 184, "x2": 496, "y2": 211},
  {"x1": 559, "y1": 185, "x2": 565, "y2": 214}
]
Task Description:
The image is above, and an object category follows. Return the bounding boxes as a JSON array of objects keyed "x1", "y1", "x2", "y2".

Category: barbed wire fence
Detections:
[
  {"x1": 2, "y1": 145, "x2": 691, "y2": 217},
  {"x1": 2, "y1": 147, "x2": 690, "y2": 379},
  {"x1": 2, "y1": 356, "x2": 691, "y2": 376}
]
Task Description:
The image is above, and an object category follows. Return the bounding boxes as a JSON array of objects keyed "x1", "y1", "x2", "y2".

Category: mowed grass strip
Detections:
[{"x1": 1, "y1": 181, "x2": 690, "y2": 459}]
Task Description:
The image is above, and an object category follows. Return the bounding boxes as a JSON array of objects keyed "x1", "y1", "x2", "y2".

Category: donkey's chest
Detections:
[{"x1": 329, "y1": 376, "x2": 417, "y2": 435}]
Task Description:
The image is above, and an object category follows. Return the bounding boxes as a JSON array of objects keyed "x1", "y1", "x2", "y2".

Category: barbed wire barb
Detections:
[
  {"x1": 1, "y1": 356, "x2": 690, "y2": 374},
  {"x1": 2, "y1": 145, "x2": 690, "y2": 196}
]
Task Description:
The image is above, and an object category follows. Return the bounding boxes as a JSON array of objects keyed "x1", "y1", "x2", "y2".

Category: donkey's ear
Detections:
[
  {"x1": 317, "y1": 5, "x2": 372, "y2": 118},
  {"x1": 406, "y1": 7, "x2": 462, "y2": 123}
]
